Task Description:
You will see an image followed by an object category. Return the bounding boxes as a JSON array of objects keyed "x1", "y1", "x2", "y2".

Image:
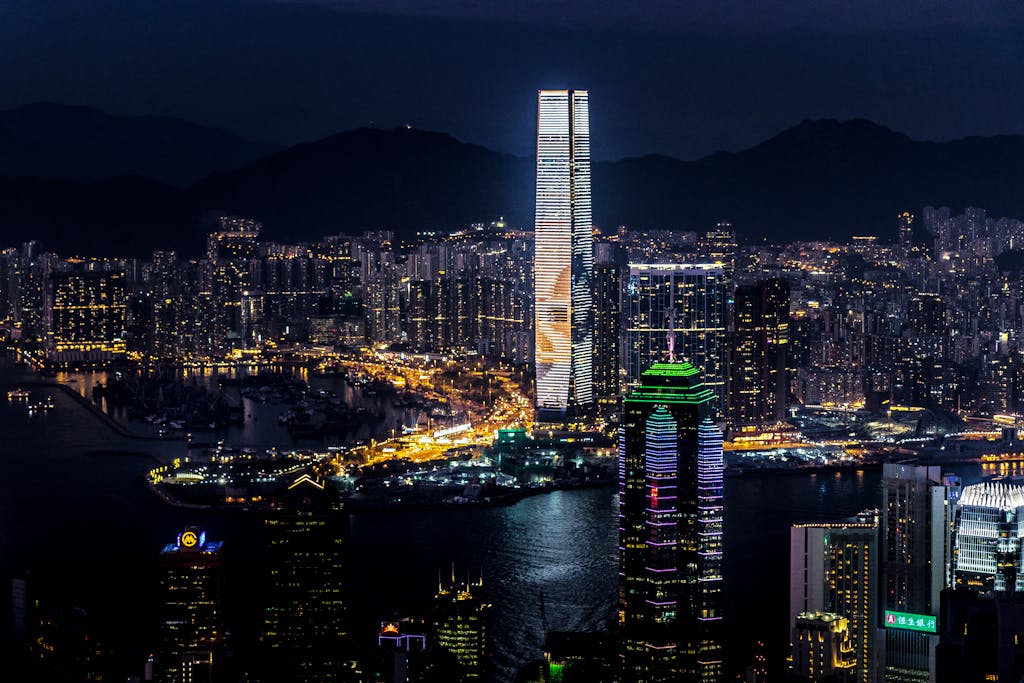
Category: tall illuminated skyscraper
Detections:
[
  {"x1": 881, "y1": 464, "x2": 959, "y2": 683},
  {"x1": 937, "y1": 484, "x2": 1024, "y2": 682},
  {"x1": 534, "y1": 89, "x2": 593, "y2": 420},
  {"x1": 158, "y1": 528, "x2": 224, "y2": 683},
  {"x1": 729, "y1": 278, "x2": 790, "y2": 426},
  {"x1": 952, "y1": 482, "x2": 1024, "y2": 594},
  {"x1": 619, "y1": 361, "x2": 724, "y2": 682}
]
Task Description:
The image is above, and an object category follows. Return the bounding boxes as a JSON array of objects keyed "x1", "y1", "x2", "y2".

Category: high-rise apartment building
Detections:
[
  {"x1": 625, "y1": 263, "x2": 727, "y2": 408},
  {"x1": 200, "y1": 216, "x2": 262, "y2": 357},
  {"x1": 619, "y1": 361, "x2": 724, "y2": 682},
  {"x1": 790, "y1": 515, "x2": 878, "y2": 683},
  {"x1": 148, "y1": 250, "x2": 180, "y2": 360},
  {"x1": 729, "y1": 279, "x2": 790, "y2": 426},
  {"x1": 534, "y1": 89, "x2": 594, "y2": 420},
  {"x1": 898, "y1": 212, "x2": 915, "y2": 246},
  {"x1": 361, "y1": 247, "x2": 402, "y2": 346},
  {"x1": 206, "y1": 216, "x2": 261, "y2": 260},
  {"x1": 158, "y1": 528, "x2": 224, "y2": 683},
  {"x1": 880, "y1": 464, "x2": 959, "y2": 682},
  {"x1": 700, "y1": 224, "x2": 737, "y2": 282},
  {"x1": 47, "y1": 267, "x2": 127, "y2": 364}
]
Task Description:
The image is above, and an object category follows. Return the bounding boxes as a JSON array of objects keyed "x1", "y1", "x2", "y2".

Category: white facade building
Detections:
[
  {"x1": 533, "y1": 89, "x2": 593, "y2": 418},
  {"x1": 954, "y1": 482, "x2": 1024, "y2": 594}
]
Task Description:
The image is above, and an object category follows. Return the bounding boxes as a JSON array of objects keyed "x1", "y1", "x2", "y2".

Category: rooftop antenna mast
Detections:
[{"x1": 667, "y1": 307, "x2": 677, "y2": 362}]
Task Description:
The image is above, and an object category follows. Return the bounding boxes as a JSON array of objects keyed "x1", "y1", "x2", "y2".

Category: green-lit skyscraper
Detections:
[{"x1": 618, "y1": 361, "x2": 724, "y2": 682}]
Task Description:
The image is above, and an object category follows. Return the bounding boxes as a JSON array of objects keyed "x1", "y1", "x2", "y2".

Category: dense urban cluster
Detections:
[{"x1": 7, "y1": 203, "x2": 1024, "y2": 430}]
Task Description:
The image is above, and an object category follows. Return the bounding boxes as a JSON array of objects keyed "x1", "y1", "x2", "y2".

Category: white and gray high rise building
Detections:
[
  {"x1": 954, "y1": 482, "x2": 1024, "y2": 595},
  {"x1": 533, "y1": 89, "x2": 593, "y2": 420}
]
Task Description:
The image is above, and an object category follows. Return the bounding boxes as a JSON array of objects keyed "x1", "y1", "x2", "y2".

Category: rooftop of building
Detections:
[
  {"x1": 960, "y1": 481, "x2": 1024, "y2": 510},
  {"x1": 160, "y1": 527, "x2": 223, "y2": 555},
  {"x1": 160, "y1": 540, "x2": 223, "y2": 555},
  {"x1": 626, "y1": 361, "x2": 716, "y2": 405},
  {"x1": 795, "y1": 612, "x2": 848, "y2": 628}
]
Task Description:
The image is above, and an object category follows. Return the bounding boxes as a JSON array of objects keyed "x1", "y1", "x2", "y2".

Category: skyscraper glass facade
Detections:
[
  {"x1": 534, "y1": 89, "x2": 593, "y2": 418},
  {"x1": 954, "y1": 482, "x2": 1024, "y2": 594},
  {"x1": 625, "y1": 263, "x2": 726, "y2": 409}
]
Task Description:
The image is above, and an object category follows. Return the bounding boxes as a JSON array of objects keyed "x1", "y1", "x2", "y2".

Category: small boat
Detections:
[
  {"x1": 7, "y1": 388, "x2": 30, "y2": 401},
  {"x1": 27, "y1": 396, "x2": 55, "y2": 412}
]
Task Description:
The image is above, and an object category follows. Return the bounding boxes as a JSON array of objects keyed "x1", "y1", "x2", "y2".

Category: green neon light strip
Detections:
[
  {"x1": 625, "y1": 361, "x2": 716, "y2": 404},
  {"x1": 627, "y1": 395, "x2": 714, "y2": 405},
  {"x1": 642, "y1": 362, "x2": 701, "y2": 377}
]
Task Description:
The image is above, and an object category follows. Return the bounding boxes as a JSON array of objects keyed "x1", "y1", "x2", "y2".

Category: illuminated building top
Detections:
[
  {"x1": 161, "y1": 527, "x2": 223, "y2": 555},
  {"x1": 626, "y1": 361, "x2": 717, "y2": 405},
  {"x1": 958, "y1": 481, "x2": 1024, "y2": 510}
]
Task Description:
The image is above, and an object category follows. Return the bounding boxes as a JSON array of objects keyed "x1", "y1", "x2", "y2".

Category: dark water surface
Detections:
[{"x1": 0, "y1": 363, "x2": 987, "y2": 680}]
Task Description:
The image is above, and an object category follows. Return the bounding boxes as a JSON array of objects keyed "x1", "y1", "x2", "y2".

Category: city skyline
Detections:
[
  {"x1": 9, "y1": 195, "x2": 1024, "y2": 680},
  {"x1": 7, "y1": 3, "x2": 1024, "y2": 680}
]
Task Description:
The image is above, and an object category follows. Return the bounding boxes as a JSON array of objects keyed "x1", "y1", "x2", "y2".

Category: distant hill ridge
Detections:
[
  {"x1": 0, "y1": 102, "x2": 276, "y2": 186},
  {"x1": 1, "y1": 103, "x2": 1023, "y2": 255}
]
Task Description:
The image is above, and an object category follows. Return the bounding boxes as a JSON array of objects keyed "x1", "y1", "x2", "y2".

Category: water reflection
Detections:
[
  {"x1": 54, "y1": 366, "x2": 417, "y2": 448},
  {"x1": 0, "y1": 362, "x2": 994, "y2": 681}
]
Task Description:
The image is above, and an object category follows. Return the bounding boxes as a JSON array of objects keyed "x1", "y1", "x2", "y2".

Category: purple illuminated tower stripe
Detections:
[
  {"x1": 696, "y1": 418, "x2": 724, "y2": 630},
  {"x1": 644, "y1": 408, "x2": 680, "y2": 619}
]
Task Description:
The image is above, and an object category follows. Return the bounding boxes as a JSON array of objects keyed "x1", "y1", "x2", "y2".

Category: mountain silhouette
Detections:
[
  {"x1": 0, "y1": 102, "x2": 276, "y2": 186},
  {"x1": 1, "y1": 108, "x2": 1023, "y2": 255}
]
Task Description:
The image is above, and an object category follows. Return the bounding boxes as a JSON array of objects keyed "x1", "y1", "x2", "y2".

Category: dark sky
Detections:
[{"x1": 2, "y1": 0, "x2": 1024, "y2": 159}]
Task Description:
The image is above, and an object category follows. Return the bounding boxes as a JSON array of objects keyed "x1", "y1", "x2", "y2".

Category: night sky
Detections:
[{"x1": 2, "y1": 0, "x2": 1024, "y2": 159}]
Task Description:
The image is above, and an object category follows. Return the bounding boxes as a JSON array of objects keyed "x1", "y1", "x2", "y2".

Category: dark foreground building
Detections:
[
  {"x1": 158, "y1": 528, "x2": 224, "y2": 683},
  {"x1": 936, "y1": 589, "x2": 1024, "y2": 683},
  {"x1": 262, "y1": 473, "x2": 349, "y2": 681},
  {"x1": 432, "y1": 576, "x2": 491, "y2": 681}
]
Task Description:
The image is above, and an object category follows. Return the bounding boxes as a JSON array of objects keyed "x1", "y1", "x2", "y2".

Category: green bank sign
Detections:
[{"x1": 884, "y1": 610, "x2": 937, "y2": 633}]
